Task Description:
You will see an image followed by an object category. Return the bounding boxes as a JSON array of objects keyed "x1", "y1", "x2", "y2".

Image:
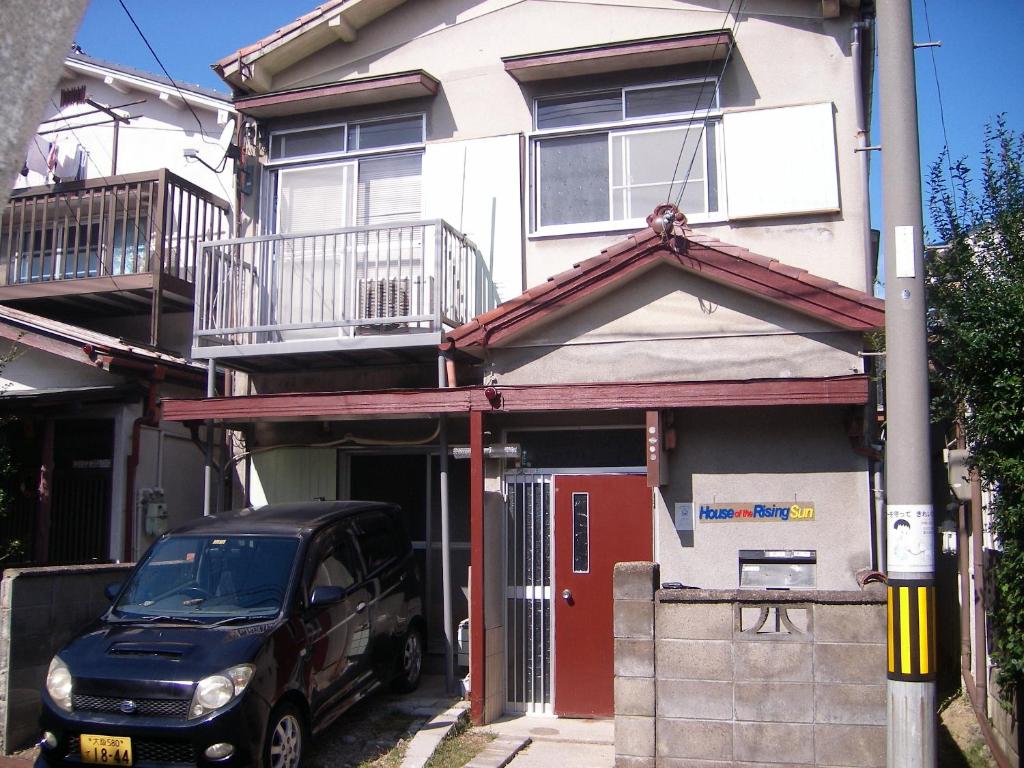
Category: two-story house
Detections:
[
  {"x1": 0, "y1": 52, "x2": 235, "y2": 566},
  {"x1": 161, "y1": 0, "x2": 884, "y2": 725}
]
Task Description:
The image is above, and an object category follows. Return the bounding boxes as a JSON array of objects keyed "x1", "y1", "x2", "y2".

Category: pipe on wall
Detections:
[{"x1": 122, "y1": 366, "x2": 165, "y2": 562}]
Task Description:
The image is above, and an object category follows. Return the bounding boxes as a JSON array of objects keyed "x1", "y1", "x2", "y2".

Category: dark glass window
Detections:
[
  {"x1": 352, "y1": 512, "x2": 399, "y2": 573},
  {"x1": 572, "y1": 493, "x2": 590, "y2": 573}
]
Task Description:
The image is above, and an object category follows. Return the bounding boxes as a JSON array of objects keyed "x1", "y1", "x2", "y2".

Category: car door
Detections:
[
  {"x1": 303, "y1": 524, "x2": 373, "y2": 719},
  {"x1": 349, "y1": 511, "x2": 403, "y2": 680}
]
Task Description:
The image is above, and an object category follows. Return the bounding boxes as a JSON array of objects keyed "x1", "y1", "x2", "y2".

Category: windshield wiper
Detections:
[
  {"x1": 206, "y1": 614, "x2": 278, "y2": 627},
  {"x1": 109, "y1": 613, "x2": 209, "y2": 625}
]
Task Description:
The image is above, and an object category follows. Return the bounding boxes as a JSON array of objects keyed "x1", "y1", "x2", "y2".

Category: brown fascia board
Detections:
[
  {"x1": 502, "y1": 30, "x2": 733, "y2": 83},
  {"x1": 233, "y1": 70, "x2": 439, "y2": 117},
  {"x1": 160, "y1": 374, "x2": 870, "y2": 423}
]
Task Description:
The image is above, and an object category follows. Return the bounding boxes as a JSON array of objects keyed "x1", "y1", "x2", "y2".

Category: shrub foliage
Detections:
[{"x1": 927, "y1": 116, "x2": 1024, "y2": 698}]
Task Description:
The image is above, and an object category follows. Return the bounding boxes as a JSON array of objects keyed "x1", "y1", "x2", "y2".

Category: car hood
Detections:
[{"x1": 59, "y1": 619, "x2": 277, "y2": 697}]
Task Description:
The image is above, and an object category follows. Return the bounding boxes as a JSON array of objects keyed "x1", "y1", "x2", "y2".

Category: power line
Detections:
[
  {"x1": 920, "y1": 0, "x2": 958, "y2": 227},
  {"x1": 115, "y1": 0, "x2": 211, "y2": 143}
]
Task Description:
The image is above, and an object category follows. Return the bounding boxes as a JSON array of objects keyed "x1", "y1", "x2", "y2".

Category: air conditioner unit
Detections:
[{"x1": 357, "y1": 277, "x2": 410, "y2": 322}]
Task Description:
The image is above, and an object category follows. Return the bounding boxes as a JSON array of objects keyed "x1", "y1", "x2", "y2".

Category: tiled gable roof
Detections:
[{"x1": 446, "y1": 225, "x2": 884, "y2": 354}]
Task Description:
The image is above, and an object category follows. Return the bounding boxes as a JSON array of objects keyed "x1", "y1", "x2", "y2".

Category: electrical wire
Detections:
[
  {"x1": 664, "y1": 0, "x2": 744, "y2": 208},
  {"x1": 115, "y1": 0, "x2": 212, "y2": 144},
  {"x1": 671, "y1": 0, "x2": 746, "y2": 212},
  {"x1": 921, "y1": 0, "x2": 959, "y2": 227}
]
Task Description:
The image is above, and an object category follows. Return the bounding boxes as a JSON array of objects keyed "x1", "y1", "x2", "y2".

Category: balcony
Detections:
[
  {"x1": 193, "y1": 220, "x2": 498, "y2": 370},
  {"x1": 0, "y1": 170, "x2": 230, "y2": 343}
]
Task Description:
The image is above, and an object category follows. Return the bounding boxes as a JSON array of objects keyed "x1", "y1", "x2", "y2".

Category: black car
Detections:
[{"x1": 35, "y1": 501, "x2": 425, "y2": 768}]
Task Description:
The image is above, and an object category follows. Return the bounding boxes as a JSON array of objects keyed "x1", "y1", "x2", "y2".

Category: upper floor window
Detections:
[
  {"x1": 532, "y1": 80, "x2": 722, "y2": 235},
  {"x1": 268, "y1": 114, "x2": 424, "y2": 164}
]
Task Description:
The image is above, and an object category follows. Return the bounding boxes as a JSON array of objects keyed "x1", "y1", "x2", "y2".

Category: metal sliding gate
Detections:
[{"x1": 504, "y1": 473, "x2": 552, "y2": 713}]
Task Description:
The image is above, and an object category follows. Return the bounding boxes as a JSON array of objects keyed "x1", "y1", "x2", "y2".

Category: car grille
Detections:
[
  {"x1": 72, "y1": 694, "x2": 190, "y2": 719},
  {"x1": 68, "y1": 735, "x2": 196, "y2": 766}
]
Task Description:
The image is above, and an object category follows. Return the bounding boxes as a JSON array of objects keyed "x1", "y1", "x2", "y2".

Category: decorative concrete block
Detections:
[
  {"x1": 656, "y1": 718, "x2": 732, "y2": 761},
  {"x1": 734, "y1": 681, "x2": 813, "y2": 723},
  {"x1": 657, "y1": 679, "x2": 734, "y2": 720},
  {"x1": 615, "y1": 600, "x2": 654, "y2": 639},
  {"x1": 814, "y1": 643, "x2": 887, "y2": 685},
  {"x1": 615, "y1": 638, "x2": 654, "y2": 678},
  {"x1": 813, "y1": 723, "x2": 886, "y2": 767},
  {"x1": 814, "y1": 683, "x2": 886, "y2": 725},
  {"x1": 814, "y1": 604, "x2": 886, "y2": 644},
  {"x1": 734, "y1": 640, "x2": 812, "y2": 682},
  {"x1": 657, "y1": 639, "x2": 732, "y2": 681},
  {"x1": 614, "y1": 756, "x2": 656, "y2": 768},
  {"x1": 734, "y1": 721, "x2": 814, "y2": 764},
  {"x1": 615, "y1": 715, "x2": 655, "y2": 757},
  {"x1": 657, "y1": 601, "x2": 733, "y2": 641},
  {"x1": 658, "y1": 759, "x2": 733, "y2": 768},
  {"x1": 614, "y1": 562, "x2": 659, "y2": 601},
  {"x1": 616, "y1": 675, "x2": 656, "y2": 716}
]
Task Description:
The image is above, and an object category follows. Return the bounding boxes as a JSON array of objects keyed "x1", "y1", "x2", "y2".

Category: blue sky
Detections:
[{"x1": 75, "y1": 0, "x2": 1023, "y2": 271}]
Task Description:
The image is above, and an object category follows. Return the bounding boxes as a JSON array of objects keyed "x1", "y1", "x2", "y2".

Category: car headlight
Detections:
[
  {"x1": 46, "y1": 656, "x2": 73, "y2": 712},
  {"x1": 189, "y1": 665, "x2": 254, "y2": 720}
]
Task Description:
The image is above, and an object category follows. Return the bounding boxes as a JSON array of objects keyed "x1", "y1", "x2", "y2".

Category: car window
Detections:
[
  {"x1": 351, "y1": 512, "x2": 399, "y2": 573},
  {"x1": 310, "y1": 526, "x2": 361, "y2": 593}
]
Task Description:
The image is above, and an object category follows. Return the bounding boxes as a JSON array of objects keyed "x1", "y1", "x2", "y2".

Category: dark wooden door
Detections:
[{"x1": 553, "y1": 474, "x2": 652, "y2": 717}]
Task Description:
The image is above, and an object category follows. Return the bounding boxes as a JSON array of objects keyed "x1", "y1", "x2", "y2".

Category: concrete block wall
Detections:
[
  {"x1": 613, "y1": 562, "x2": 888, "y2": 768},
  {"x1": 0, "y1": 564, "x2": 132, "y2": 754}
]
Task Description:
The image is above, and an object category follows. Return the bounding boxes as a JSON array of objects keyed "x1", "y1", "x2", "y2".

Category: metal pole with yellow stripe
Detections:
[
  {"x1": 877, "y1": 0, "x2": 937, "y2": 764},
  {"x1": 887, "y1": 580, "x2": 937, "y2": 682}
]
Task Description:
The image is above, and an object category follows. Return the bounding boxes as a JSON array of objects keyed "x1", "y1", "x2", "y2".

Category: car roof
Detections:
[{"x1": 167, "y1": 501, "x2": 400, "y2": 537}]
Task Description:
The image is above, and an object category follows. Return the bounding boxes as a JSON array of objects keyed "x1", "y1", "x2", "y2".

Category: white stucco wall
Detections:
[
  {"x1": 253, "y1": 0, "x2": 870, "y2": 296},
  {"x1": 655, "y1": 405, "x2": 872, "y2": 591},
  {"x1": 0, "y1": 342, "x2": 124, "y2": 391},
  {"x1": 489, "y1": 263, "x2": 865, "y2": 385},
  {"x1": 16, "y1": 65, "x2": 234, "y2": 205}
]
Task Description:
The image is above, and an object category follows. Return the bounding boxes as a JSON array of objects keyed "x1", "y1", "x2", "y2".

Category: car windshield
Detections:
[{"x1": 112, "y1": 535, "x2": 300, "y2": 622}]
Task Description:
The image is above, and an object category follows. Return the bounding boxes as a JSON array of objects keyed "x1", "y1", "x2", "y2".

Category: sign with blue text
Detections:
[{"x1": 698, "y1": 502, "x2": 815, "y2": 522}]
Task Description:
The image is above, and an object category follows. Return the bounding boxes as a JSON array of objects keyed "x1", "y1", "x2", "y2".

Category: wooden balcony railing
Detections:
[{"x1": 0, "y1": 169, "x2": 230, "y2": 293}]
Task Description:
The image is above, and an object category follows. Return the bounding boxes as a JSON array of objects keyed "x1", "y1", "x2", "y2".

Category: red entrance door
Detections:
[{"x1": 553, "y1": 474, "x2": 652, "y2": 717}]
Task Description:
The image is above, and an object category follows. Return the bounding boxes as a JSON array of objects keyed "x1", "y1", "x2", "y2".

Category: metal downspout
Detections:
[
  {"x1": 851, "y1": 20, "x2": 875, "y2": 294},
  {"x1": 438, "y1": 353, "x2": 455, "y2": 694},
  {"x1": 203, "y1": 361, "x2": 216, "y2": 516}
]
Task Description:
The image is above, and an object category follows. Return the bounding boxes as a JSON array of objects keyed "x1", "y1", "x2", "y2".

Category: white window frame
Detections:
[
  {"x1": 266, "y1": 113, "x2": 426, "y2": 167},
  {"x1": 530, "y1": 78, "x2": 727, "y2": 237}
]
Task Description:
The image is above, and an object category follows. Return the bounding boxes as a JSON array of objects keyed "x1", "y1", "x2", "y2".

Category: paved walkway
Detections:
[{"x1": 477, "y1": 715, "x2": 614, "y2": 768}]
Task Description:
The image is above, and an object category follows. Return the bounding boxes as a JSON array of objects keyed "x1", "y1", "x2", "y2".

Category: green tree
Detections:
[{"x1": 927, "y1": 115, "x2": 1024, "y2": 699}]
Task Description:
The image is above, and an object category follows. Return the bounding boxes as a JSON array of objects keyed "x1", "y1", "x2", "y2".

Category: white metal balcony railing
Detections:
[{"x1": 193, "y1": 220, "x2": 498, "y2": 358}]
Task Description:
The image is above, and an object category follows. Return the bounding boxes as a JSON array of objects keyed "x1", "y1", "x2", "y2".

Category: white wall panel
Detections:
[
  {"x1": 422, "y1": 134, "x2": 523, "y2": 302},
  {"x1": 723, "y1": 102, "x2": 840, "y2": 220},
  {"x1": 249, "y1": 447, "x2": 337, "y2": 506}
]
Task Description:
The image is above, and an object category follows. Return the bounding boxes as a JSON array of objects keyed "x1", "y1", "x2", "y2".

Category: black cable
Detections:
[
  {"x1": 664, "y1": 0, "x2": 742, "y2": 205},
  {"x1": 115, "y1": 0, "x2": 209, "y2": 141},
  {"x1": 672, "y1": 0, "x2": 746, "y2": 212},
  {"x1": 921, "y1": 0, "x2": 958, "y2": 227}
]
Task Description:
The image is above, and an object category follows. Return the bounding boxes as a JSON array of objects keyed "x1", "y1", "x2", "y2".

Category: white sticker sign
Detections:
[{"x1": 886, "y1": 504, "x2": 934, "y2": 572}]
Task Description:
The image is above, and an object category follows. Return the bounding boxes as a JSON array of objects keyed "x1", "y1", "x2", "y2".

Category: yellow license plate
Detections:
[{"x1": 80, "y1": 734, "x2": 132, "y2": 766}]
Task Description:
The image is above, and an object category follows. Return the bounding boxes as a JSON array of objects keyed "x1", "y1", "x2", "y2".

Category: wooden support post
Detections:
[
  {"x1": 33, "y1": 419, "x2": 55, "y2": 563},
  {"x1": 469, "y1": 409, "x2": 486, "y2": 724}
]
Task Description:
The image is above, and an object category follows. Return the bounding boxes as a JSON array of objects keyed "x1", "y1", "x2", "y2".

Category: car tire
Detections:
[
  {"x1": 262, "y1": 702, "x2": 307, "y2": 768},
  {"x1": 392, "y1": 625, "x2": 424, "y2": 692}
]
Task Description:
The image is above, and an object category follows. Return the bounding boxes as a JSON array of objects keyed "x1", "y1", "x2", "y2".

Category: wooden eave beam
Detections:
[
  {"x1": 0, "y1": 322, "x2": 95, "y2": 367},
  {"x1": 160, "y1": 375, "x2": 870, "y2": 424}
]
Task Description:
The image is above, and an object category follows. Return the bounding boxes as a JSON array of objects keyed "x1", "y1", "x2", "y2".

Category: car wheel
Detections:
[
  {"x1": 263, "y1": 703, "x2": 306, "y2": 768},
  {"x1": 392, "y1": 626, "x2": 423, "y2": 692}
]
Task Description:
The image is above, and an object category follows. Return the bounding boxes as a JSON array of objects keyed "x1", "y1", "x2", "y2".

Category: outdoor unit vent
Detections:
[{"x1": 357, "y1": 277, "x2": 410, "y2": 321}]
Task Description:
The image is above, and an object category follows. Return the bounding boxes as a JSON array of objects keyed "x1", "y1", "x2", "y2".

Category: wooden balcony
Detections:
[
  {"x1": 0, "y1": 170, "x2": 230, "y2": 345},
  {"x1": 193, "y1": 220, "x2": 498, "y2": 371}
]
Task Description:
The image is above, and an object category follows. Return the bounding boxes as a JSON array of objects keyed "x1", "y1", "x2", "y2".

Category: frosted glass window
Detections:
[
  {"x1": 536, "y1": 91, "x2": 622, "y2": 129},
  {"x1": 537, "y1": 134, "x2": 609, "y2": 226},
  {"x1": 270, "y1": 127, "x2": 345, "y2": 160},
  {"x1": 357, "y1": 153, "x2": 423, "y2": 226},
  {"x1": 625, "y1": 81, "x2": 717, "y2": 119},
  {"x1": 350, "y1": 116, "x2": 424, "y2": 150},
  {"x1": 611, "y1": 125, "x2": 709, "y2": 220}
]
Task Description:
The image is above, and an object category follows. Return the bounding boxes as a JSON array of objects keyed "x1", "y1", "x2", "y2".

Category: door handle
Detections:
[
  {"x1": 355, "y1": 601, "x2": 367, "y2": 614},
  {"x1": 561, "y1": 589, "x2": 572, "y2": 601}
]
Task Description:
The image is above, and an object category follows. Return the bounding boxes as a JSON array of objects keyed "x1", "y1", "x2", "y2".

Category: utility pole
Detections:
[{"x1": 876, "y1": 2, "x2": 936, "y2": 766}]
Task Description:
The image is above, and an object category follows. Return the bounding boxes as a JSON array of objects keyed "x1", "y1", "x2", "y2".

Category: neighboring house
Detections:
[
  {"x1": 0, "y1": 53, "x2": 235, "y2": 565},
  {"x1": 160, "y1": 0, "x2": 884, "y2": 725}
]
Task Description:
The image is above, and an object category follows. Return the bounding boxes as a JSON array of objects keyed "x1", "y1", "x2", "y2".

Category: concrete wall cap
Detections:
[{"x1": 656, "y1": 588, "x2": 886, "y2": 605}]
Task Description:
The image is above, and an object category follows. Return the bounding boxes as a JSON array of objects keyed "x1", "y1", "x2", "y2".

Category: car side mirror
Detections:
[
  {"x1": 309, "y1": 585, "x2": 344, "y2": 607},
  {"x1": 104, "y1": 582, "x2": 123, "y2": 602}
]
